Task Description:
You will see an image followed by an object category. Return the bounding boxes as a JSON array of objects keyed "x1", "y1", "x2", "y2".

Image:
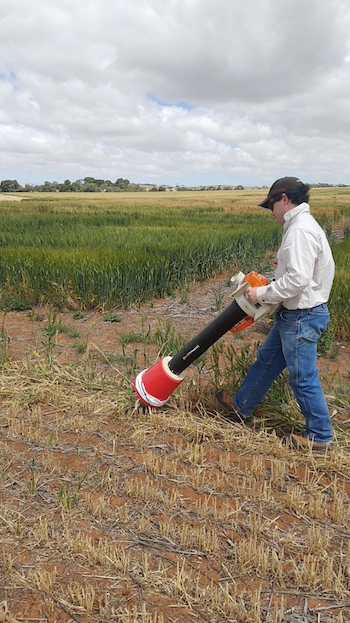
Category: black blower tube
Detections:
[{"x1": 168, "y1": 300, "x2": 247, "y2": 376}]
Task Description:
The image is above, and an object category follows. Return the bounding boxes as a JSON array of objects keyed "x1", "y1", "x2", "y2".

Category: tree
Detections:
[
  {"x1": 71, "y1": 180, "x2": 83, "y2": 192},
  {"x1": 59, "y1": 180, "x2": 73, "y2": 192},
  {"x1": 116, "y1": 178, "x2": 130, "y2": 189},
  {"x1": 84, "y1": 182, "x2": 100, "y2": 192},
  {"x1": 0, "y1": 179, "x2": 21, "y2": 192}
]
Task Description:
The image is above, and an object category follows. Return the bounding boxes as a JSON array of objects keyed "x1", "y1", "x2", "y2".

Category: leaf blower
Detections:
[{"x1": 134, "y1": 271, "x2": 279, "y2": 408}]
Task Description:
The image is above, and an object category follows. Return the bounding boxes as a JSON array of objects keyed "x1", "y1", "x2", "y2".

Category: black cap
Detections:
[{"x1": 259, "y1": 177, "x2": 304, "y2": 209}]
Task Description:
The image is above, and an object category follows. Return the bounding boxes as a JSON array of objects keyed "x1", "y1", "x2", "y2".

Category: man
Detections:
[{"x1": 216, "y1": 177, "x2": 335, "y2": 450}]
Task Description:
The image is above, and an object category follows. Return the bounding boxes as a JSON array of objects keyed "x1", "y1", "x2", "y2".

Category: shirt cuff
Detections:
[{"x1": 256, "y1": 285, "x2": 270, "y2": 304}]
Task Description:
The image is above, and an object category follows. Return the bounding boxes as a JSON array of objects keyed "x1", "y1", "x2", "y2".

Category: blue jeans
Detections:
[{"x1": 233, "y1": 304, "x2": 333, "y2": 444}]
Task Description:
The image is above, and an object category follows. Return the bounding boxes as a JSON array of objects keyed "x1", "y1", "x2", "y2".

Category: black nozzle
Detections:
[{"x1": 168, "y1": 299, "x2": 247, "y2": 376}]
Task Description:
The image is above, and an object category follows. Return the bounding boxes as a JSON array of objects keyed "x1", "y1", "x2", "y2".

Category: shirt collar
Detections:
[{"x1": 283, "y1": 202, "x2": 310, "y2": 226}]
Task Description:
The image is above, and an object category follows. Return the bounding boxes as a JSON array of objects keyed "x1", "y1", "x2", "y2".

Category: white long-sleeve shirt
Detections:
[{"x1": 256, "y1": 202, "x2": 335, "y2": 310}]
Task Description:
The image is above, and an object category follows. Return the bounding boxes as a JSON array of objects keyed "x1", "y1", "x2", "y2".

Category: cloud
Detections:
[
  {"x1": 0, "y1": 0, "x2": 350, "y2": 185},
  {"x1": 113, "y1": 0, "x2": 347, "y2": 103}
]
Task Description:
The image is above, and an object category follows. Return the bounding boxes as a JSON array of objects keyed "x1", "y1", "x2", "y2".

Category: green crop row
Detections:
[
  {"x1": 329, "y1": 236, "x2": 350, "y2": 340},
  {"x1": 0, "y1": 229, "x2": 280, "y2": 309},
  {"x1": 0, "y1": 193, "x2": 285, "y2": 309},
  {"x1": 0, "y1": 191, "x2": 349, "y2": 343}
]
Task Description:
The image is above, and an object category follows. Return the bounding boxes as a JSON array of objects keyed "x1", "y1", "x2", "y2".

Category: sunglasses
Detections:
[{"x1": 267, "y1": 194, "x2": 283, "y2": 210}]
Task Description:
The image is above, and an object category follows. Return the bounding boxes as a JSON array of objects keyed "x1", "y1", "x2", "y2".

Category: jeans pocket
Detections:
[
  {"x1": 303, "y1": 313, "x2": 329, "y2": 342},
  {"x1": 279, "y1": 309, "x2": 302, "y2": 323}
]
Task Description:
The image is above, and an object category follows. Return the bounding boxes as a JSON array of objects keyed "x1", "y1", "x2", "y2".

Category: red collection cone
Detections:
[{"x1": 134, "y1": 356, "x2": 184, "y2": 408}]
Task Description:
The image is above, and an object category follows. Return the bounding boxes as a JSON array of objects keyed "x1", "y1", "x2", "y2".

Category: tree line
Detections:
[
  {"x1": 0, "y1": 178, "x2": 245, "y2": 193},
  {"x1": 0, "y1": 177, "x2": 142, "y2": 193},
  {"x1": 1, "y1": 178, "x2": 348, "y2": 194}
]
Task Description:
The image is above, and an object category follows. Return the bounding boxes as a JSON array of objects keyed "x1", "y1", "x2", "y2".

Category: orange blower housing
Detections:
[{"x1": 229, "y1": 271, "x2": 269, "y2": 333}]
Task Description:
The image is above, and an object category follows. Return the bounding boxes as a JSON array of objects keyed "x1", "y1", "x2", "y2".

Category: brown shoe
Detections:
[
  {"x1": 287, "y1": 434, "x2": 332, "y2": 452},
  {"x1": 215, "y1": 390, "x2": 248, "y2": 423}
]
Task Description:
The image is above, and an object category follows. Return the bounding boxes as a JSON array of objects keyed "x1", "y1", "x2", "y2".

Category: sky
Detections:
[{"x1": 1, "y1": 0, "x2": 350, "y2": 187}]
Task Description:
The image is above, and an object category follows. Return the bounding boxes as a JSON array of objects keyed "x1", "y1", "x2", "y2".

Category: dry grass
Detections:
[
  {"x1": 0, "y1": 347, "x2": 350, "y2": 623},
  {"x1": 0, "y1": 195, "x2": 22, "y2": 202}
]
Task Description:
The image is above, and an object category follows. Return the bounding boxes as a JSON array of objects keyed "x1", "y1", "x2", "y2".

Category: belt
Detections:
[{"x1": 281, "y1": 303, "x2": 326, "y2": 311}]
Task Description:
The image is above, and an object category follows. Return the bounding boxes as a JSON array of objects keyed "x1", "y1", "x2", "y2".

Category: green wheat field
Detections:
[{"x1": 1, "y1": 187, "x2": 350, "y2": 337}]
